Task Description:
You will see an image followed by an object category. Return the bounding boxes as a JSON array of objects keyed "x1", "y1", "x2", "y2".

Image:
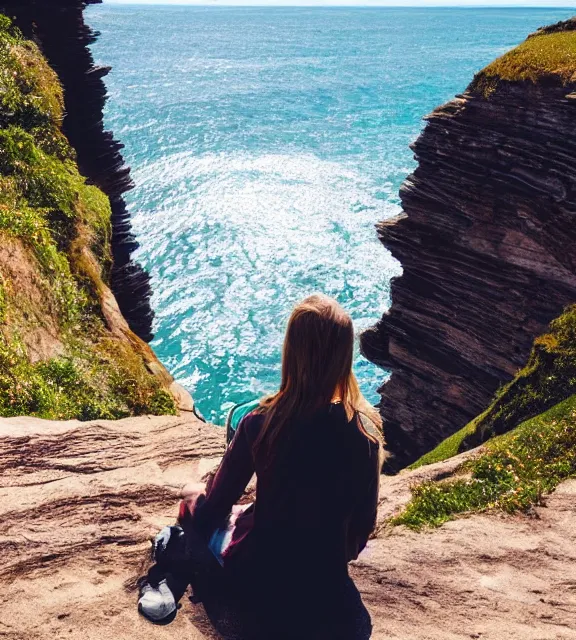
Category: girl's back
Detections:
[
  {"x1": 181, "y1": 295, "x2": 381, "y2": 639},
  {"x1": 220, "y1": 403, "x2": 379, "y2": 639},
  {"x1": 247, "y1": 403, "x2": 377, "y2": 560}
]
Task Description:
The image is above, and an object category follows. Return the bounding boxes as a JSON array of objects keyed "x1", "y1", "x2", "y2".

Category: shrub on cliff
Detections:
[{"x1": 0, "y1": 15, "x2": 176, "y2": 420}]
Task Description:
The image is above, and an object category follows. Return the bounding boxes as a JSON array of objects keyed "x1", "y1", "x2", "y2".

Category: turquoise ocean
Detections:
[{"x1": 87, "y1": 5, "x2": 574, "y2": 423}]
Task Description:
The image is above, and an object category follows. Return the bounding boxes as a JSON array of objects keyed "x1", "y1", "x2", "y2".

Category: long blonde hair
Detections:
[{"x1": 254, "y1": 294, "x2": 383, "y2": 461}]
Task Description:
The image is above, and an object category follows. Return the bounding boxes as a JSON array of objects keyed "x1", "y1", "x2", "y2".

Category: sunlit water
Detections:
[{"x1": 87, "y1": 6, "x2": 574, "y2": 423}]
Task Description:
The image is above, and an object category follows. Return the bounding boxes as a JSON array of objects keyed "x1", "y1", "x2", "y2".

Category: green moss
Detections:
[
  {"x1": 392, "y1": 395, "x2": 576, "y2": 530},
  {"x1": 409, "y1": 418, "x2": 479, "y2": 469},
  {"x1": 0, "y1": 331, "x2": 176, "y2": 420},
  {"x1": 469, "y1": 307, "x2": 576, "y2": 440},
  {"x1": 97, "y1": 339, "x2": 178, "y2": 418},
  {"x1": 0, "y1": 17, "x2": 109, "y2": 312},
  {"x1": 76, "y1": 182, "x2": 113, "y2": 271},
  {"x1": 0, "y1": 335, "x2": 120, "y2": 419},
  {"x1": 471, "y1": 30, "x2": 576, "y2": 96},
  {"x1": 411, "y1": 305, "x2": 576, "y2": 470},
  {"x1": 0, "y1": 17, "x2": 66, "y2": 152},
  {"x1": 0, "y1": 193, "x2": 85, "y2": 326},
  {"x1": 0, "y1": 14, "x2": 176, "y2": 420},
  {"x1": 0, "y1": 126, "x2": 111, "y2": 247}
]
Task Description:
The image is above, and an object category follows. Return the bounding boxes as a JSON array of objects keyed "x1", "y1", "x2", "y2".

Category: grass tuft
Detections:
[
  {"x1": 471, "y1": 30, "x2": 576, "y2": 96},
  {"x1": 392, "y1": 395, "x2": 576, "y2": 530},
  {"x1": 0, "y1": 331, "x2": 177, "y2": 421}
]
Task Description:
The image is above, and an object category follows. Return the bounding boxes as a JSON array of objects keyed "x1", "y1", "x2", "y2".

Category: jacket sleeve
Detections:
[
  {"x1": 347, "y1": 440, "x2": 380, "y2": 562},
  {"x1": 190, "y1": 415, "x2": 256, "y2": 540}
]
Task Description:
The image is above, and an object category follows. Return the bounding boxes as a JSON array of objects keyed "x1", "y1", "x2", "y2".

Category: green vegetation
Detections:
[
  {"x1": 0, "y1": 334, "x2": 175, "y2": 420},
  {"x1": 411, "y1": 305, "x2": 576, "y2": 469},
  {"x1": 0, "y1": 15, "x2": 68, "y2": 155},
  {"x1": 392, "y1": 395, "x2": 576, "y2": 530},
  {"x1": 409, "y1": 419, "x2": 478, "y2": 470},
  {"x1": 0, "y1": 15, "x2": 176, "y2": 419},
  {"x1": 0, "y1": 18, "x2": 109, "y2": 324},
  {"x1": 471, "y1": 29, "x2": 576, "y2": 96},
  {"x1": 0, "y1": 125, "x2": 112, "y2": 322}
]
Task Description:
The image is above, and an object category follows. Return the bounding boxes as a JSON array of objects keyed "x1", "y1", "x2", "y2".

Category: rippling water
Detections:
[{"x1": 87, "y1": 5, "x2": 574, "y2": 423}]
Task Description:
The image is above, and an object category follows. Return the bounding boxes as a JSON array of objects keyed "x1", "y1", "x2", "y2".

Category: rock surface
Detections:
[
  {"x1": 361, "y1": 24, "x2": 576, "y2": 471},
  {"x1": 0, "y1": 413, "x2": 224, "y2": 640},
  {"x1": 2, "y1": 415, "x2": 575, "y2": 639}
]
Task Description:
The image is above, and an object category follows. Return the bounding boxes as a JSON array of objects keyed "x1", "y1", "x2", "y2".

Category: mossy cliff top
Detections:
[
  {"x1": 396, "y1": 305, "x2": 576, "y2": 527},
  {"x1": 0, "y1": 15, "x2": 176, "y2": 419},
  {"x1": 471, "y1": 17, "x2": 576, "y2": 95}
]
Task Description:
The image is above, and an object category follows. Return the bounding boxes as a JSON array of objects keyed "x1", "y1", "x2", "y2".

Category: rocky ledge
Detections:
[
  {"x1": 1, "y1": 415, "x2": 575, "y2": 639},
  {"x1": 361, "y1": 18, "x2": 576, "y2": 471}
]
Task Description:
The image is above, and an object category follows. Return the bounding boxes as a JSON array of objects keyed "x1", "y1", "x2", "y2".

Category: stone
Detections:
[
  {"x1": 1, "y1": 415, "x2": 575, "y2": 639},
  {"x1": 361, "y1": 32, "x2": 576, "y2": 472}
]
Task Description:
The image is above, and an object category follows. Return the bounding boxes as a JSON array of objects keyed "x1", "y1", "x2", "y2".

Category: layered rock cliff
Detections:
[
  {"x1": 361, "y1": 18, "x2": 576, "y2": 472},
  {"x1": 0, "y1": 11, "x2": 191, "y2": 418},
  {"x1": 0, "y1": 0, "x2": 154, "y2": 342}
]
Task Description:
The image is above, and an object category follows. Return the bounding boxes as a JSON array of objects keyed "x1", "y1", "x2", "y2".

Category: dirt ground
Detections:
[{"x1": 1, "y1": 414, "x2": 575, "y2": 639}]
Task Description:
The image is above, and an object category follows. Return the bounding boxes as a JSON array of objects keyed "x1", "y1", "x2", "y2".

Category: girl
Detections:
[{"x1": 140, "y1": 294, "x2": 382, "y2": 639}]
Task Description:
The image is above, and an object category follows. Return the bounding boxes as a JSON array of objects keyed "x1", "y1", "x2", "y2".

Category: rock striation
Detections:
[
  {"x1": 1, "y1": 0, "x2": 155, "y2": 341},
  {"x1": 361, "y1": 19, "x2": 576, "y2": 472},
  {"x1": 1, "y1": 414, "x2": 575, "y2": 640}
]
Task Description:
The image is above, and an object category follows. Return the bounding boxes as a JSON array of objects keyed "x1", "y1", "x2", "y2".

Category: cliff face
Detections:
[
  {"x1": 0, "y1": 11, "x2": 191, "y2": 418},
  {"x1": 361, "y1": 19, "x2": 576, "y2": 472},
  {"x1": 1, "y1": 0, "x2": 154, "y2": 342}
]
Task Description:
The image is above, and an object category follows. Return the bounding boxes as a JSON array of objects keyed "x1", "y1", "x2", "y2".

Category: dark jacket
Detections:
[{"x1": 191, "y1": 402, "x2": 380, "y2": 640}]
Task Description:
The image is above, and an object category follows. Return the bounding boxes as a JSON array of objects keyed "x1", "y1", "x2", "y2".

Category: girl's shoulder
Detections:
[
  {"x1": 340, "y1": 411, "x2": 381, "y2": 461},
  {"x1": 237, "y1": 409, "x2": 266, "y2": 442}
]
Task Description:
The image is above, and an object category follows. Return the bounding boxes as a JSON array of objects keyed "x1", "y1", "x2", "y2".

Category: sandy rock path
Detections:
[{"x1": 1, "y1": 415, "x2": 575, "y2": 639}]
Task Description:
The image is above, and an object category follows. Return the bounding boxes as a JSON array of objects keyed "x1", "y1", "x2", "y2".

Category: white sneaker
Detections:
[{"x1": 138, "y1": 579, "x2": 177, "y2": 622}]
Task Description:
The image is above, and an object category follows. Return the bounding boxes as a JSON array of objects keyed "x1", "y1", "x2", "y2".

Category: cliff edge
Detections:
[
  {"x1": 361, "y1": 17, "x2": 576, "y2": 471},
  {"x1": 1, "y1": 414, "x2": 575, "y2": 640},
  {"x1": 1, "y1": 0, "x2": 155, "y2": 342}
]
